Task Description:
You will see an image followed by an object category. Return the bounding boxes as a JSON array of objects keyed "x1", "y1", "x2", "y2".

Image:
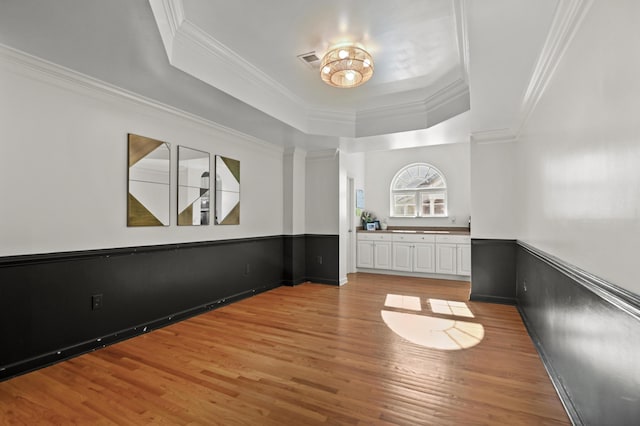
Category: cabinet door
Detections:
[
  {"x1": 374, "y1": 242, "x2": 392, "y2": 269},
  {"x1": 436, "y1": 243, "x2": 457, "y2": 274},
  {"x1": 413, "y1": 243, "x2": 435, "y2": 273},
  {"x1": 392, "y1": 243, "x2": 413, "y2": 272},
  {"x1": 456, "y1": 244, "x2": 471, "y2": 276},
  {"x1": 356, "y1": 240, "x2": 374, "y2": 268}
]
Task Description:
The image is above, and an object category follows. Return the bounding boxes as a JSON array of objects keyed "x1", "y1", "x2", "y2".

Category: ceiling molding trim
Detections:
[
  {"x1": 284, "y1": 146, "x2": 310, "y2": 158},
  {"x1": 307, "y1": 108, "x2": 356, "y2": 125},
  {"x1": 177, "y1": 20, "x2": 306, "y2": 107},
  {"x1": 0, "y1": 43, "x2": 283, "y2": 155},
  {"x1": 148, "y1": 0, "x2": 185, "y2": 57},
  {"x1": 306, "y1": 149, "x2": 339, "y2": 160},
  {"x1": 163, "y1": 0, "x2": 185, "y2": 35},
  {"x1": 470, "y1": 129, "x2": 518, "y2": 144},
  {"x1": 517, "y1": 0, "x2": 594, "y2": 135},
  {"x1": 306, "y1": 108, "x2": 357, "y2": 137},
  {"x1": 359, "y1": 78, "x2": 469, "y2": 120},
  {"x1": 358, "y1": 98, "x2": 427, "y2": 120},
  {"x1": 454, "y1": 0, "x2": 470, "y2": 83},
  {"x1": 424, "y1": 78, "x2": 469, "y2": 113},
  {"x1": 149, "y1": 0, "x2": 310, "y2": 133}
]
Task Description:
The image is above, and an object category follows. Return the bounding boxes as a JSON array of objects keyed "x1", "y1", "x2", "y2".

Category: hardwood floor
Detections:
[{"x1": 0, "y1": 273, "x2": 569, "y2": 425}]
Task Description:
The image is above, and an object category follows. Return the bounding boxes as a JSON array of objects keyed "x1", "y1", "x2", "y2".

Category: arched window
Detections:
[{"x1": 390, "y1": 163, "x2": 447, "y2": 217}]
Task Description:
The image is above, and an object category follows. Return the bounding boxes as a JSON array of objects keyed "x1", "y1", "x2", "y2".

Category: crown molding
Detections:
[
  {"x1": 306, "y1": 149, "x2": 338, "y2": 160},
  {"x1": 177, "y1": 19, "x2": 306, "y2": 107},
  {"x1": 283, "y1": 146, "x2": 309, "y2": 158},
  {"x1": 517, "y1": 0, "x2": 594, "y2": 135},
  {"x1": 306, "y1": 108, "x2": 357, "y2": 138},
  {"x1": 148, "y1": 0, "x2": 185, "y2": 57},
  {"x1": 150, "y1": 0, "x2": 310, "y2": 133},
  {"x1": 470, "y1": 129, "x2": 517, "y2": 144},
  {"x1": 0, "y1": 43, "x2": 283, "y2": 155},
  {"x1": 454, "y1": 0, "x2": 470, "y2": 83},
  {"x1": 307, "y1": 107, "x2": 356, "y2": 125},
  {"x1": 358, "y1": 78, "x2": 469, "y2": 120}
]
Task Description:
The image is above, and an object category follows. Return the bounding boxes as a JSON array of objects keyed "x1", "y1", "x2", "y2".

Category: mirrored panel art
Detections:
[
  {"x1": 177, "y1": 146, "x2": 210, "y2": 226},
  {"x1": 127, "y1": 134, "x2": 170, "y2": 226},
  {"x1": 215, "y1": 155, "x2": 240, "y2": 225}
]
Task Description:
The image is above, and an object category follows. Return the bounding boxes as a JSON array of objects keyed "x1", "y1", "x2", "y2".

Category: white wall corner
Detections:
[{"x1": 516, "y1": 0, "x2": 595, "y2": 135}]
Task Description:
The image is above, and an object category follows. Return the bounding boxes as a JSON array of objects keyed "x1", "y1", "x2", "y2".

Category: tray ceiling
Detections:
[{"x1": 150, "y1": 0, "x2": 470, "y2": 137}]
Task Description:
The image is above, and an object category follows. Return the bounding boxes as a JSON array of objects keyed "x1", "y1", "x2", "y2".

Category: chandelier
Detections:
[{"x1": 320, "y1": 46, "x2": 374, "y2": 88}]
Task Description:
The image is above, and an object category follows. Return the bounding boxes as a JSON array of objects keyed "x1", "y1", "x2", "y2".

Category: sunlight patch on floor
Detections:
[
  {"x1": 381, "y1": 295, "x2": 484, "y2": 350},
  {"x1": 429, "y1": 298, "x2": 475, "y2": 318},
  {"x1": 384, "y1": 294, "x2": 422, "y2": 311}
]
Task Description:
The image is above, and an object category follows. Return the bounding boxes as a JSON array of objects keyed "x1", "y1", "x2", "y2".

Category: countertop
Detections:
[{"x1": 357, "y1": 226, "x2": 470, "y2": 236}]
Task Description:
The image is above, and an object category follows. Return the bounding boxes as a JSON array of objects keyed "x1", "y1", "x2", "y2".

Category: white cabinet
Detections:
[
  {"x1": 392, "y1": 234, "x2": 436, "y2": 273},
  {"x1": 457, "y1": 244, "x2": 471, "y2": 276},
  {"x1": 413, "y1": 243, "x2": 435, "y2": 273},
  {"x1": 435, "y1": 235, "x2": 471, "y2": 276},
  {"x1": 356, "y1": 240, "x2": 374, "y2": 268},
  {"x1": 392, "y1": 243, "x2": 413, "y2": 272},
  {"x1": 436, "y1": 243, "x2": 457, "y2": 274},
  {"x1": 374, "y1": 242, "x2": 392, "y2": 269},
  {"x1": 357, "y1": 232, "x2": 470, "y2": 277},
  {"x1": 356, "y1": 233, "x2": 392, "y2": 269}
]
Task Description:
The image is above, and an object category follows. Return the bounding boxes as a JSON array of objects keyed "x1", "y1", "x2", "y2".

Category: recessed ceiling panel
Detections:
[{"x1": 150, "y1": 0, "x2": 469, "y2": 137}]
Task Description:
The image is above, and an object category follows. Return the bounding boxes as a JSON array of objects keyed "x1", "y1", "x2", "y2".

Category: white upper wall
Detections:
[
  {"x1": 466, "y1": 0, "x2": 557, "y2": 133},
  {"x1": 305, "y1": 151, "x2": 339, "y2": 234},
  {"x1": 364, "y1": 143, "x2": 470, "y2": 228},
  {"x1": 0, "y1": 47, "x2": 284, "y2": 256},
  {"x1": 283, "y1": 147, "x2": 306, "y2": 235},
  {"x1": 345, "y1": 152, "x2": 366, "y2": 195},
  {"x1": 515, "y1": 0, "x2": 640, "y2": 294},
  {"x1": 470, "y1": 140, "x2": 517, "y2": 239}
]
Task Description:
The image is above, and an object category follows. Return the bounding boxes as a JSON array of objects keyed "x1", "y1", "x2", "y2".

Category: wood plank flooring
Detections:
[{"x1": 0, "y1": 273, "x2": 569, "y2": 425}]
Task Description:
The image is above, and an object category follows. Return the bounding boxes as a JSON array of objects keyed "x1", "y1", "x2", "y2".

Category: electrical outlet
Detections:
[
  {"x1": 92, "y1": 294, "x2": 103, "y2": 310},
  {"x1": 317, "y1": 256, "x2": 323, "y2": 264},
  {"x1": 523, "y1": 281, "x2": 527, "y2": 292}
]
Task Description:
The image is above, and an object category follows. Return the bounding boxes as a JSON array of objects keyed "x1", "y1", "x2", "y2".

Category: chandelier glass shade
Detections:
[{"x1": 320, "y1": 46, "x2": 374, "y2": 88}]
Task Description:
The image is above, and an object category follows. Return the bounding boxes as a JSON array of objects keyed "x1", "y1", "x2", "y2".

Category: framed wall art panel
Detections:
[
  {"x1": 215, "y1": 155, "x2": 240, "y2": 225},
  {"x1": 127, "y1": 134, "x2": 170, "y2": 226}
]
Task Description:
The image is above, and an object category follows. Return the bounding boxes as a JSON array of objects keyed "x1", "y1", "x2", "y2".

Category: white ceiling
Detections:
[
  {"x1": 0, "y1": 0, "x2": 568, "y2": 152},
  {"x1": 150, "y1": 0, "x2": 471, "y2": 138}
]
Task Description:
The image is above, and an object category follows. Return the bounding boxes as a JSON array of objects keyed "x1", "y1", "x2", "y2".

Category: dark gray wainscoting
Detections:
[
  {"x1": 470, "y1": 239, "x2": 517, "y2": 304},
  {"x1": 304, "y1": 234, "x2": 340, "y2": 285},
  {"x1": 0, "y1": 237, "x2": 285, "y2": 380},
  {"x1": 517, "y1": 242, "x2": 640, "y2": 426},
  {"x1": 283, "y1": 235, "x2": 306, "y2": 285},
  {"x1": 0, "y1": 234, "x2": 341, "y2": 381}
]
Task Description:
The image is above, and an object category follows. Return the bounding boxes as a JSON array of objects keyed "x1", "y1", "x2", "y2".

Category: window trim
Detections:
[{"x1": 389, "y1": 163, "x2": 448, "y2": 218}]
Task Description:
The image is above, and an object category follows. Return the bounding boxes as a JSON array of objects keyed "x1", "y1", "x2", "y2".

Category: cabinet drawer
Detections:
[
  {"x1": 392, "y1": 234, "x2": 436, "y2": 243},
  {"x1": 435, "y1": 235, "x2": 470, "y2": 244},
  {"x1": 358, "y1": 232, "x2": 392, "y2": 242}
]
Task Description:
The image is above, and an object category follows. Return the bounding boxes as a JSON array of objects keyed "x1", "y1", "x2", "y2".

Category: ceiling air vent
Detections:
[{"x1": 297, "y1": 51, "x2": 321, "y2": 69}]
